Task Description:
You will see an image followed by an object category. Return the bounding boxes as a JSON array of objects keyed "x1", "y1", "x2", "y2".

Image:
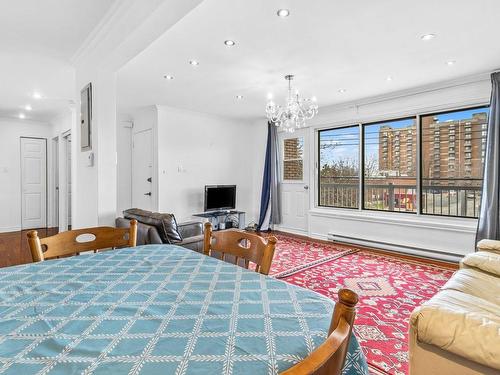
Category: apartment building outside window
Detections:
[
  {"x1": 318, "y1": 105, "x2": 489, "y2": 218},
  {"x1": 421, "y1": 107, "x2": 488, "y2": 217},
  {"x1": 364, "y1": 118, "x2": 417, "y2": 213}
]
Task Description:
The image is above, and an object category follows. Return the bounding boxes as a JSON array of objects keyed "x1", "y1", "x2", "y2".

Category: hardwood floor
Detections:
[{"x1": 0, "y1": 228, "x2": 58, "y2": 268}]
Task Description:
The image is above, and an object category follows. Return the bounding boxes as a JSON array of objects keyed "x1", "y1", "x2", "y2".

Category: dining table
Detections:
[{"x1": 0, "y1": 244, "x2": 369, "y2": 374}]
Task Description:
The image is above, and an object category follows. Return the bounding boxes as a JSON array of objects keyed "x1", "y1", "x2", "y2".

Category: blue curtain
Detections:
[
  {"x1": 476, "y1": 72, "x2": 500, "y2": 243},
  {"x1": 258, "y1": 122, "x2": 281, "y2": 231}
]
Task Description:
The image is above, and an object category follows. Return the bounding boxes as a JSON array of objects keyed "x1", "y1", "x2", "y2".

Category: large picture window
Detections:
[
  {"x1": 364, "y1": 118, "x2": 417, "y2": 213},
  {"x1": 421, "y1": 107, "x2": 489, "y2": 218},
  {"x1": 318, "y1": 126, "x2": 360, "y2": 208},
  {"x1": 317, "y1": 105, "x2": 489, "y2": 218}
]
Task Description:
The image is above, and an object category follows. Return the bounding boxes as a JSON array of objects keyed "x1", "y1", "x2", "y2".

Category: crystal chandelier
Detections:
[{"x1": 266, "y1": 74, "x2": 318, "y2": 133}]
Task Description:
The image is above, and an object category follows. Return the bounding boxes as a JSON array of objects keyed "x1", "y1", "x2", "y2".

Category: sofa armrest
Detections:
[
  {"x1": 146, "y1": 228, "x2": 162, "y2": 244},
  {"x1": 116, "y1": 217, "x2": 163, "y2": 245},
  {"x1": 477, "y1": 239, "x2": 500, "y2": 254},
  {"x1": 410, "y1": 290, "x2": 500, "y2": 370},
  {"x1": 178, "y1": 221, "x2": 203, "y2": 238}
]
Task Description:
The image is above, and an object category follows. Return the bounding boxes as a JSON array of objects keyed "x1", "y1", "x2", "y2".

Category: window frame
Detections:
[
  {"x1": 317, "y1": 124, "x2": 361, "y2": 210},
  {"x1": 315, "y1": 104, "x2": 489, "y2": 220},
  {"x1": 418, "y1": 105, "x2": 489, "y2": 219},
  {"x1": 361, "y1": 116, "x2": 418, "y2": 214}
]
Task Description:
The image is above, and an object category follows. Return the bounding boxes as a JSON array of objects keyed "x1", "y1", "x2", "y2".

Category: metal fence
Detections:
[{"x1": 319, "y1": 177, "x2": 482, "y2": 218}]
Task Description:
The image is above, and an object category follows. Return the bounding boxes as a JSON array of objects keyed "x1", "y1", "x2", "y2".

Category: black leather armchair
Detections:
[{"x1": 115, "y1": 217, "x2": 204, "y2": 253}]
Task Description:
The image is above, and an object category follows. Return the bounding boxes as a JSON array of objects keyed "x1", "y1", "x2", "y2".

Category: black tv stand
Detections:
[{"x1": 193, "y1": 210, "x2": 245, "y2": 231}]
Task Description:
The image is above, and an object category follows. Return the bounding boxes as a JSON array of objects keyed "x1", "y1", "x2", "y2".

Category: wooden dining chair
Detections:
[
  {"x1": 281, "y1": 289, "x2": 359, "y2": 375},
  {"x1": 27, "y1": 220, "x2": 138, "y2": 262},
  {"x1": 203, "y1": 222, "x2": 277, "y2": 275}
]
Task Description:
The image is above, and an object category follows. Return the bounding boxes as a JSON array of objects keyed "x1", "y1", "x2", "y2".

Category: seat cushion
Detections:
[
  {"x1": 124, "y1": 208, "x2": 182, "y2": 243},
  {"x1": 179, "y1": 234, "x2": 204, "y2": 245},
  {"x1": 411, "y1": 289, "x2": 500, "y2": 370},
  {"x1": 461, "y1": 251, "x2": 500, "y2": 277}
]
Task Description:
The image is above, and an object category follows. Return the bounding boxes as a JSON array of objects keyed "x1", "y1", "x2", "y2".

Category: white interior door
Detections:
[
  {"x1": 278, "y1": 129, "x2": 310, "y2": 234},
  {"x1": 132, "y1": 129, "x2": 153, "y2": 211},
  {"x1": 21, "y1": 137, "x2": 47, "y2": 229}
]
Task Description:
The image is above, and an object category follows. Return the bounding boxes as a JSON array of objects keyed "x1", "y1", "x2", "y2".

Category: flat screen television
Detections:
[{"x1": 204, "y1": 185, "x2": 236, "y2": 212}]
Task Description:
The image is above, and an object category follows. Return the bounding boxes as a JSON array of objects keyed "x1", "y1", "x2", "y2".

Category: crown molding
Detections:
[
  {"x1": 70, "y1": 0, "x2": 203, "y2": 71},
  {"x1": 70, "y1": 0, "x2": 136, "y2": 66}
]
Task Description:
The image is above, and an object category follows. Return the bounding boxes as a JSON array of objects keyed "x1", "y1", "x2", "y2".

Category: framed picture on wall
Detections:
[{"x1": 80, "y1": 83, "x2": 92, "y2": 151}]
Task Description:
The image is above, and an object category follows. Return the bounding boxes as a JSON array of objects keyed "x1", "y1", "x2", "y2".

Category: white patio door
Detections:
[
  {"x1": 21, "y1": 137, "x2": 47, "y2": 229},
  {"x1": 278, "y1": 128, "x2": 309, "y2": 234}
]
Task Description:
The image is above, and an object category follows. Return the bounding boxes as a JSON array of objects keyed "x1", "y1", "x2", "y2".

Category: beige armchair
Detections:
[{"x1": 409, "y1": 239, "x2": 500, "y2": 375}]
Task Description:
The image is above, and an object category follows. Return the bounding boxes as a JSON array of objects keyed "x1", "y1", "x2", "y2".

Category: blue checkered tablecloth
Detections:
[{"x1": 0, "y1": 245, "x2": 368, "y2": 374}]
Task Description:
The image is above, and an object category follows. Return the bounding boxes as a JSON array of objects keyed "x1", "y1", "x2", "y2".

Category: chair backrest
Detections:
[
  {"x1": 280, "y1": 289, "x2": 359, "y2": 375},
  {"x1": 27, "y1": 220, "x2": 138, "y2": 262},
  {"x1": 203, "y1": 222, "x2": 277, "y2": 275}
]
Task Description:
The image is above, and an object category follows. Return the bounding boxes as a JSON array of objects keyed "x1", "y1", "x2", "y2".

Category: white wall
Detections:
[
  {"x1": 300, "y1": 74, "x2": 492, "y2": 261},
  {"x1": 0, "y1": 118, "x2": 52, "y2": 232},
  {"x1": 73, "y1": 67, "x2": 117, "y2": 228},
  {"x1": 156, "y1": 105, "x2": 261, "y2": 223},
  {"x1": 121, "y1": 105, "x2": 265, "y2": 225}
]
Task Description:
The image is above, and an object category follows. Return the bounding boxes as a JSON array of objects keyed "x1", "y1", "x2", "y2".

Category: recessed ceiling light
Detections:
[
  {"x1": 32, "y1": 92, "x2": 42, "y2": 99},
  {"x1": 338, "y1": 89, "x2": 346, "y2": 93},
  {"x1": 164, "y1": 75, "x2": 174, "y2": 80},
  {"x1": 446, "y1": 60, "x2": 456, "y2": 66},
  {"x1": 421, "y1": 33, "x2": 436, "y2": 41},
  {"x1": 277, "y1": 9, "x2": 290, "y2": 17},
  {"x1": 224, "y1": 40, "x2": 236, "y2": 46},
  {"x1": 19, "y1": 113, "x2": 25, "y2": 119},
  {"x1": 386, "y1": 76, "x2": 393, "y2": 81},
  {"x1": 24, "y1": 104, "x2": 32, "y2": 111},
  {"x1": 236, "y1": 95, "x2": 243, "y2": 100},
  {"x1": 189, "y1": 60, "x2": 199, "y2": 66}
]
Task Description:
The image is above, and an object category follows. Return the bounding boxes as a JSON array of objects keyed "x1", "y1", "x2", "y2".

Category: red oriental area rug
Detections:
[
  {"x1": 268, "y1": 234, "x2": 358, "y2": 277},
  {"x1": 268, "y1": 233, "x2": 455, "y2": 375}
]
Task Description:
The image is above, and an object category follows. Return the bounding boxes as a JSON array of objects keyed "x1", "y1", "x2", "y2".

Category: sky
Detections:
[
  {"x1": 319, "y1": 118, "x2": 415, "y2": 168},
  {"x1": 319, "y1": 106, "x2": 489, "y2": 174}
]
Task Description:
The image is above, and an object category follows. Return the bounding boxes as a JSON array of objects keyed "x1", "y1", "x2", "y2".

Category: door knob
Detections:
[
  {"x1": 147, "y1": 177, "x2": 152, "y2": 183},
  {"x1": 304, "y1": 185, "x2": 309, "y2": 190},
  {"x1": 144, "y1": 192, "x2": 152, "y2": 196}
]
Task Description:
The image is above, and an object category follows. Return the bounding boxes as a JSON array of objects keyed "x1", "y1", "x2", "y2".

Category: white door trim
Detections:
[
  {"x1": 20, "y1": 137, "x2": 47, "y2": 230},
  {"x1": 51, "y1": 136, "x2": 59, "y2": 229},
  {"x1": 132, "y1": 129, "x2": 154, "y2": 211}
]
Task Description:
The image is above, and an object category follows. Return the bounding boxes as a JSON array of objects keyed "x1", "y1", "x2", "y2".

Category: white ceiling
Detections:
[
  {"x1": 0, "y1": 0, "x2": 115, "y2": 122},
  {"x1": 117, "y1": 0, "x2": 500, "y2": 120}
]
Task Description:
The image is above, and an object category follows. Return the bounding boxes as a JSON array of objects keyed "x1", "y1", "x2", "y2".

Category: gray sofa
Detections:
[{"x1": 116, "y1": 214, "x2": 204, "y2": 253}]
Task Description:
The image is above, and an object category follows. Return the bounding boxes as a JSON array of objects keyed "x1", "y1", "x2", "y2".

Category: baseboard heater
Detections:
[{"x1": 327, "y1": 233, "x2": 463, "y2": 263}]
